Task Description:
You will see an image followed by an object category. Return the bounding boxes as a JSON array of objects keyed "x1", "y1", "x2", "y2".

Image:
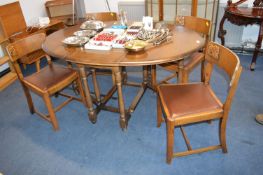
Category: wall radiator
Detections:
[{"x1": 118, "y1": 1, "x2": 146, "y2": 21}]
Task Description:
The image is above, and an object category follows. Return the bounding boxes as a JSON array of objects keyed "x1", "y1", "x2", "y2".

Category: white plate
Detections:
[{"x1": 62, "y1": 36, "x2": 89, "y2": 46}]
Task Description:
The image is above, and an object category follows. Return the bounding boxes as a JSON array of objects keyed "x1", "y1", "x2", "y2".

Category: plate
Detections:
[
  {"x1": 74, "y1": 30, "x2": 97, "y2": 38},
  {"x1": 80, "y1": 20, "x2": 105, "y2": 31},
  {"x1": 124, "y1": 40, "x2": 148, "y2": 52},
  {"x1": 62, "y1": 36, "x2": 89, "y2": 46}
]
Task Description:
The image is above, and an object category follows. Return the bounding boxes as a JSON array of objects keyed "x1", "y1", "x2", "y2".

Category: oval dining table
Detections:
[{"x1": 42, "y1": 23, "x2": 205, "y2": 130}]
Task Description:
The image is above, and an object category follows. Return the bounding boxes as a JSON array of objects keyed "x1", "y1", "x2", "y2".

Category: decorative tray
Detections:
[{"x1": 62, "y1": 36, "x2": 89, "y2": 47}]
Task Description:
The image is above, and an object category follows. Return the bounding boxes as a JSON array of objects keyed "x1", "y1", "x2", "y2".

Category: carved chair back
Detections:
[
  {"x1": 204, "y1": 42, "x2": 242, "y2": 118},
  {"x1": 176, "y1": 16, "x2": 210, "y2": 42},
  {"x1": 6, "y1": 33, "x2": 51, "y2": 81}
]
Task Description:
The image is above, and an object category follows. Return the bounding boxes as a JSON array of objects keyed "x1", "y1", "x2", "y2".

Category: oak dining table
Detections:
[{"x1": 42, "y1": 22, "x2": 205, "y2": 131}]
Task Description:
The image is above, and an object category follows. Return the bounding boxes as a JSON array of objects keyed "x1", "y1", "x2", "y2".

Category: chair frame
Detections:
[
  {"x1": 6, "y1": 33, "x2": 86, "y2": 131},
  {"x1": 157, "y1": 41, "x2": 242, "y2": 164}
]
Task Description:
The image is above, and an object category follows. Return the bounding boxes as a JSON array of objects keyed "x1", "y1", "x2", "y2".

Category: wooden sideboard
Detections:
[
  {"x1": 218, "y1": 0, "x2": 263, "y2": 70},
  {"x1": 45, "y1": 0, "x2": 73, "y2": 24}
]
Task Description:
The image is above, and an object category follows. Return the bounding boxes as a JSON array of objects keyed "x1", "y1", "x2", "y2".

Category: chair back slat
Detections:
[
  {"x1": 86, "y1": 12, "x2": 117, "y2": 21},
  {"x1": 176, "y1": 16, "x2": 210, "y2": 37},
  {"x1": 7, "y1": 33, "x2": 46, "y2": 62},
  {"x1": 6, "y1": 33, "x2": 47, "y2": 80},
  {"x1": 204, "y1": 41, "x2": 242, "y2": 107}
]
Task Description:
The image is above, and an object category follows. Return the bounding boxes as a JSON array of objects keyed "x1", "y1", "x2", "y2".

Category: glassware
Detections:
[{"x1": 119, "y1": 10, "x2": 128, "y2": 26}]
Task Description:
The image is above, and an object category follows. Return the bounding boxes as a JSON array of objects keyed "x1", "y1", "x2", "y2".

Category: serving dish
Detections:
[
  {"x1": 124, "y1": 40, "x2": 148, "y2": 52},
  {"x1": 80, "y1": 20, "x2": 105, "y2": 31},
  {"x1": 62, "y1": 36, "x2": 89, "y2": 47},
  {"x1": 74, "y1": 30, "x2": 97, "y2": 38}
]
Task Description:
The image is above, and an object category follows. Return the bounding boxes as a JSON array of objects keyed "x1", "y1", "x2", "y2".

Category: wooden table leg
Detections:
[
  {"x1": 151, "y1": 65, "x2": 157, "y2": 91},
  {"x1": 218, "y1": 13, "x2": 227, "y2": 46},
  {"x1": 77, "y1": 64, "x2": 97, "y2": 123},
  {"x1": 177, "y1": 59, "x2": 184, "y2": 83},
  {"x1": 250, "y1": 22, "x2": 263, "y2": 71},
  {"x1": 91, "y1": 68, "x2": 101, "y2": 103},
  {"x1": 112, "y1": 67, "x2": 127, "y2": 130}
]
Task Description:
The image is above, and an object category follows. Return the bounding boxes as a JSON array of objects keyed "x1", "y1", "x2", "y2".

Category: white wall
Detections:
[
  {"x1": 0, "y1": 0, "x2": 47, "y2": 26},
  {"x1": 84, "y1": 0, "x2": 144, "y2": 13},
  {"x1": 0, "y1": 0, "x2": 259, "y2": 44}
]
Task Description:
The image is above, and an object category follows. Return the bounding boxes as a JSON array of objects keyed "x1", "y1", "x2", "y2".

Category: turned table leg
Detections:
[
  {"x1": 218, "y1": 13, "x2": 227, "y2": 46},
  {"x1": 177, "y1": 59, "x2": 184, "y2": 83},
  {"x1": 112, "y1": 67, "x2": 127, "y2": 130},
  {"x1": 250, "y1": 22, "x2": 263, "y2": 71},
  {"x1": 77, "y1": 64, "x2": 97, "y2": 123}
]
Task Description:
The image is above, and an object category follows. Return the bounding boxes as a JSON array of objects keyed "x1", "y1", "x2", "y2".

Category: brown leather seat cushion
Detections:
[
  {"x1": 158, "y1": 83, "x2": 222, "y2": 120},
  {"x1": 24, "y1": 64, "x2": 76, "y2": 91}
]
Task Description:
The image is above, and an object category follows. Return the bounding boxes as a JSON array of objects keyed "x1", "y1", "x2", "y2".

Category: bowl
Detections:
[
  {"x1": 74, "y1": 30, "x2": 97, "y2": 38},
  {"x1": 124, "y1": 40, "x2": 148, "y2": 52},
  {"x1": 80, "y1": 20, "x2": 105, "y2": 31},
  {"x1": 62, "y1": 36, "x2": 89, "y2": 47}
]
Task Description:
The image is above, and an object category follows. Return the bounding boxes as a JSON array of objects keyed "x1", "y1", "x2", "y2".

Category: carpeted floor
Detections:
[{"x1": 0, "y1": 54, "x2": 262, "y2": 175}]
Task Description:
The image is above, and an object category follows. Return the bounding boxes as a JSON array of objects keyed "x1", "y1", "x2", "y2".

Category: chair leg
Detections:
[
  {"x1": 182, "y1": 70, "x2": 189, "y2": 83},
  {"x1": 22, "y1": 84, "x2": 35, "y2": 114},
  {"x1": 36, "y1": 60, "x2": 41, "y2": 72},
  {"x1": 122, "y1": 67, "x2": 128, "y2": 84},
  {"x1": 201, "y1": 60, "x2": 205, "y2": 82},
  {"x1": 151, "y1": 65, "x2": 157, "y2": 91},
  {"x1": 42, "y1": 93, "x2": 59, "y2": 131},
  {"x1": 219, "y1": 118, "x2": 228, "y2": 153},
  {"x1": 166, "y1": 121, "x2": 174, "y2": 164},
  {"x1": 157, "y1": 95, "x2": 163, "y2": 127}
]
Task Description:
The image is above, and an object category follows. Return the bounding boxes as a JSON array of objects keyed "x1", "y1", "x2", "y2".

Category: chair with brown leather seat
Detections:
[
  {"x1": 152, "y1": 16, "x2": 210, "y2": 86},
  {"x1": 157, "y1": 41, "x2": 242, "y2": 164},
  {"x1": 6, "y1": 33, "x2": 86, "y2": 131}
]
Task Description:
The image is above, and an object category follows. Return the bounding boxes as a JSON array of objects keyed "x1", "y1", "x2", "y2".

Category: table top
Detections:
[
  {"x1": 42, "y1": 23, "x2": 205, "y2": 67},
  {"x1": 226, "y1": 6, "x2": 263, "y2": 19}
]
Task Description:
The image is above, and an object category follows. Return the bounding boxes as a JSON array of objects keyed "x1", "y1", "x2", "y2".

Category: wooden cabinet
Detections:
[{"x1": 0, "y1": 2, "x2": 23, "y2": 91}]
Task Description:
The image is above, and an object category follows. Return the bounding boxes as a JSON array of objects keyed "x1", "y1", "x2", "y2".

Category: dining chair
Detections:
[
  {"x1": 157, "y1": 41, "x2": 242, "y2": 164},
  {"x1": 153, "y1": 16, "x2": 210, "y2": 87},
  {"x1": 86, "y1": 12, "x2": 117, "y2": 21},
  {"x1": 6, "y1": 33, "x2": 86, "y2": 131}
]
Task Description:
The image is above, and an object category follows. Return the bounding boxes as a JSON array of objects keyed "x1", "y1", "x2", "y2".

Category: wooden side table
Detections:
[{"x1": 218, "y1": 5, "x2": 263, "y2": 70}]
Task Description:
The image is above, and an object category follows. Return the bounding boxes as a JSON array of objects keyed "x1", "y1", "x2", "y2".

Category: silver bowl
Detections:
[
  {"x1": 80, "y1": 20, "x2": 105, "y2": 31},
  {"x1": 74, "y1": 30, "x2": 97, "y2": 38},
  {"x1": 62, "y1": 36, "x2": 89, "y2": 47}
]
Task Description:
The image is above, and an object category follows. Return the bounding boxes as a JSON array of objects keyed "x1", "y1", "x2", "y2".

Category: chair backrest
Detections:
[
  {"x1": 6, "y1": 33, "x2": 50, "y2": 80},
  {"x1": 175, "y1": 16, "x2": 210, "y2": 40},
  {"x1": 86, "y1": 12, "x2": 117, "y2": 21},
  {"x1": 204, "y1": 41, "x2": 242, "y2": 114}
]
